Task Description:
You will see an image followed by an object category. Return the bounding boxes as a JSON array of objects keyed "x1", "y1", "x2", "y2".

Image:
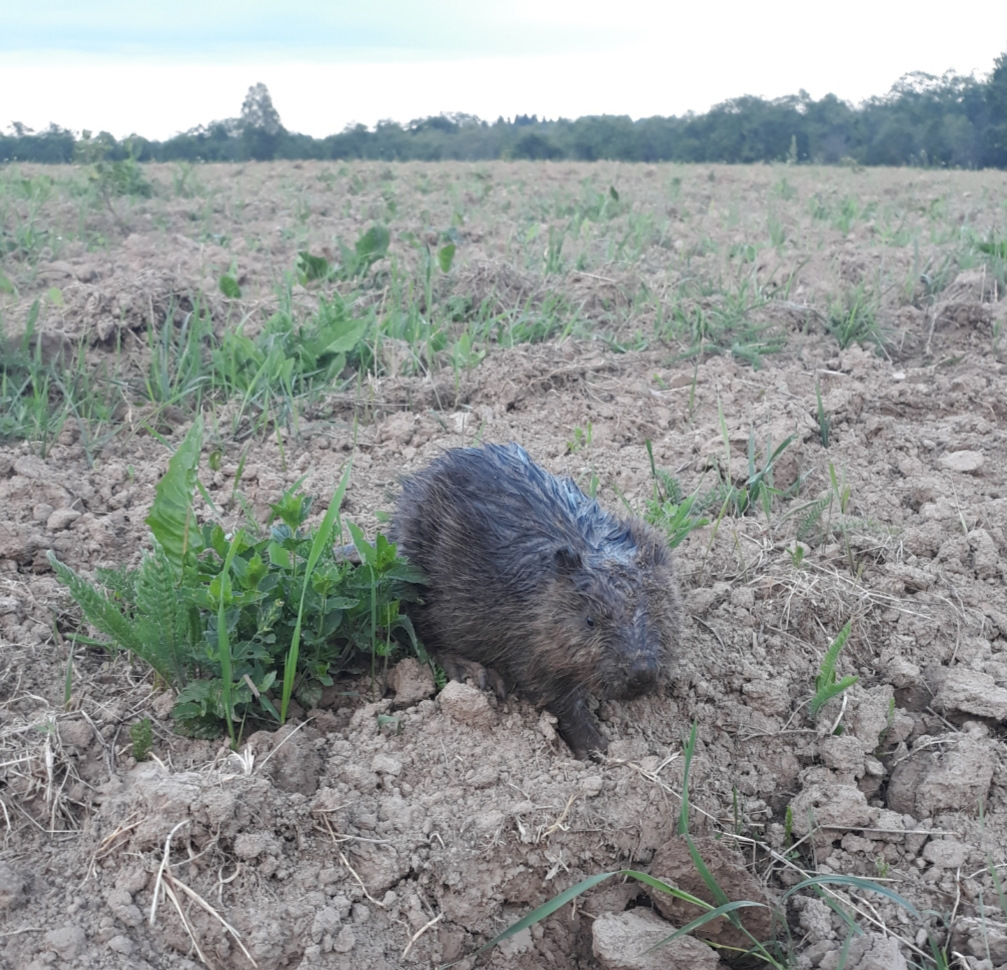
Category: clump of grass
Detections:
[
  {"x1": 296, "y1": 223, "x2": 390, "y2": 284},
  {"x1": 663, "y1": 275, "x2": 784, "y2": 370},
  {"x1": 643, "y1": 440, "x2": 708, "y2": 547},
  {"x1": 75, "y1": 132, "x2": 153, "y2": 233},
  {"x1": 48, "y1": 417, "x2": 426, "y2": 745},
  {"x1": 701, "y1": 422, "x2": 799, "y2": 520},
  {"x1": 826, "y1": 285, "x2": 882, "y2": 350},
  {"x1": 212, "y1": 287, "x2": 370, "y2": 434},
  {"x1": 786, "y1": 463, "x2": 875, "y2": 578},
  {"x1": 0, "y1": 299, "x2": 118, "y2": 458}
]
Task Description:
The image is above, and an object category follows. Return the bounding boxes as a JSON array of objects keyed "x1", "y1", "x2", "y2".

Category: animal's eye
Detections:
[{"x1": 585, "y1": 615, "x2": 595, "y2": 629}]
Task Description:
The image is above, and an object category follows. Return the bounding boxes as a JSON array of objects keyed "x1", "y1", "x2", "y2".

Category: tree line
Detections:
[{"x1": 4, "y1": 51, "x2": 1007, "y2": 168}]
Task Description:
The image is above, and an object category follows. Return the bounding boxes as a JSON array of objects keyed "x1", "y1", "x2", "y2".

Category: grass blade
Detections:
[{"x1": 279, "y1": 459, "x2": 352, "y2": 721}]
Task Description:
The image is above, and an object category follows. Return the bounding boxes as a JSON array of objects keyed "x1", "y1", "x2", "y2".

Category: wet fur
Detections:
[{"x1": 392, "y1": 443, "x2": 681, "y2": 758}]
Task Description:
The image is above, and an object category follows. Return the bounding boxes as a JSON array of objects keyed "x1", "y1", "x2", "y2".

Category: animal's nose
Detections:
[{"x1": 626, "y1": 654, "x2": 659, "y2": 695}]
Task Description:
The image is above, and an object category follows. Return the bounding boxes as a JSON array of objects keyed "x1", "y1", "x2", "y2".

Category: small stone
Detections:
[
  {"x1": 332, "y1": 926, "x2": 356, "y2": 953},
  {"x1": 0, "y1": 861, "x2": 27, "y2": 911},
  {"x1": 107, "y1": 935, "x2": 134, "y2": 955},
  {"x1": 820, "y1": 735, "x2": 866, "y2": 773},
  {"x1": 437, "y1": 681, "x2": 495, "y2": 729},
  {"x1": 233, "y1": 832, "x2": 280, "y2": 860},
  {"x1": 888, "y1": 734, "x2": 995, "y2": 817},
  {"x1": 935, "y1": 669, "x2": 1007, "y2": 719},
  {"x1": 32, "y1": 503, "x2": 55, "y2": 523},
  {"x1": 311, "y1": 907, "x2": 341, "y2": 943},
  {"x1": 922, "y1": 838, "x2": 969, "y2": 869},
  {"x1": 821, "y1": 932, "x2": 908, "y2": 970},
  {"x1": 371, "y1": 753, "x2": 402, "y2": 776},
  {"x1": 105, "y1": 887, "x2": 143, "y2": 928},
  {"x1": 44, "y1": 925, "x2": 87, "y2": 960},
  {"x1": 592, "y1": 909, "x2": 719, "y2": 969},
  {"x1": 57, "y1": 719, "x2": 93, "y2": 752},
  {"x1": 15, "y1": 456, "x2": 48, "y2": 478},
  {"x1": 940, "y1": 451, "x2": 984, "y2": 473},
  {"x1": 386, "y1": 657, "x2": 435, "y2": 705},
  {"x1": 46, "y1": 508, "x2": 81, "y2": 531}
]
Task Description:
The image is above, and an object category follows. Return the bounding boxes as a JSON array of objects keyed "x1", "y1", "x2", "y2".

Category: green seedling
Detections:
[
  {"x1": 809, "y1": 620, "x2": 858, "y2": 722},
  {"x1": 826, "y1": 285, "x2": 882, "y2": 351},
  {"x1": 296, "y1": 224, "x2": 390, "y2": 285},
  {"x1": 787, "y1": 463, "x2": 866, "y2": 577},
  {"x1": 704, "y1": 420, "x2": 799, "y2": 520},
  {"x1": 814, "y1": 380, "x2": 831, "y2": 448},
  {"x1": 566, "y1": 422, "x2": 593, "y2": 454},
  {"x1": 129, "y1": 719, "x2": 154, "y2": 761},
  {"x1": 643, "y1": 440, "x2": 708, "y2": 548}
]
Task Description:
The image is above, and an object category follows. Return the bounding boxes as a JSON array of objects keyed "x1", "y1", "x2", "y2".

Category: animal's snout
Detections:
[{"x1": 625, "y1": 653, "x2": 660, "y2": 696}]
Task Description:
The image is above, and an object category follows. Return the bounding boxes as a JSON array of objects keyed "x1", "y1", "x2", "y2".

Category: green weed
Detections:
[
  {"x1": 814, "y1": 380, "x2": 831, "y2": 448},
  {"x1": 826, "y1": 285, "x2": 882, "y2": 350},
  {"x1": 566, "y1": 422, "x2": 593, "y2": 454},
  {"x1": 48, "y1": 418, "x2": 425, "y2": 745},
  {"x1": 0, "y1": 300, "x2": 120, "y2": 455},
  {"x1": 786, "y1": 463, "x2": 873, "y2": 578},
  {"x1": 0, "y1": 170, "x2": 58, "y2": 263},
  {"x1": 75, "y1": 132, "x2": 153, "y2": 233},
  {"x1": 295, "y1": 224, "x2": 390, "y2": 287},
  {"x1": 663, "y1": 275, "x2": 784, "y2": 369},
  {"x1": 643, "y1": 440, "x2": 708, "y2": 548},
  {"x1": 703, "y1": 424, "x2": 798, "y2": 519},
  {"x1": 809, "y1": 620, "x2": 858, "y2": 722},
  {"x1": 129, "y1": 718, "x2": 154, "y2": 761},
  {"x1": 212, "y1": 288, "x2": 370, "y2": 433}
]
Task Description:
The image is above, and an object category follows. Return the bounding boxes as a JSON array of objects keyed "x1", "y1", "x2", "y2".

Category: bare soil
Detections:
[{"x1": 3, "y1": 161, "x2": 1007, "y2": 970}]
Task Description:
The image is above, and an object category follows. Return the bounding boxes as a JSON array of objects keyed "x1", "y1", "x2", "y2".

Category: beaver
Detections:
[{"x1": 391, "y1": 443, "x2": 681, "y2": 758}]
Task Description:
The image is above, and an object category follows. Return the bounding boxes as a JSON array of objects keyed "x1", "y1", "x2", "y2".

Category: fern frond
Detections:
[
  {"x1": 47, "y1": 551, "x2": 144, "y2": 655},
  {"x1": 134, "y1": 541, "x2": 193, "y2": 685},
  {"x1": 796, "y1": 495, "x2": 831, "y2": 542},
  {"x1": 816, "y1": 619, "x2": 852, "y2": 691}
]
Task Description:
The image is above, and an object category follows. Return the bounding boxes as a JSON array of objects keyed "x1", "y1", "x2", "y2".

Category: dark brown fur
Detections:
[{"x1": 392, "y1": 443, "x2": 681, "y2": 758}]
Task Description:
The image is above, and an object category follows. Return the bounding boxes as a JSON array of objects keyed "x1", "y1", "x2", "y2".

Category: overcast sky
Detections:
[{"x1": 2, "y1": 2, "x2": 1005, "y2": 140}]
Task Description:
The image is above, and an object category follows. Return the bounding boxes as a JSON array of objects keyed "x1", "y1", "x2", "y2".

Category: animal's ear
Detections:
[{"x1": 554, "y1": 547, "x2": 582, "y2": 575}]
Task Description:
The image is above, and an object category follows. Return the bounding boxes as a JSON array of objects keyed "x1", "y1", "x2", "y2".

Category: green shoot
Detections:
[{"x1": 810, "y1": 620, "x2": 858, "y2": 720}]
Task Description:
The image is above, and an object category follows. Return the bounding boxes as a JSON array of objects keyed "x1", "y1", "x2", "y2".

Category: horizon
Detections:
[{"x1": 2, "y1": 3, "x2": 1005, "y2": 141}]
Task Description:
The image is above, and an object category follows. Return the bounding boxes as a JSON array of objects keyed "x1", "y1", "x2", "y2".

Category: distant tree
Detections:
[
  {"x1": 512, "y1": 131, "x2": 562, "y2": 160},
  {"x1": 569, "y1": 115, "x2": 636, "y2": 160},
  {"x1": 804, "y1": 94, "x2": 856, "y2": 163},
  {"x1": 984, "y1": 51, "x2": 1007, "y2": 167},
  {"x1": 408, "y1": 114, "x2": 458, "y2": 134},
  {"x1": 240, "y1": 82, "x2": 285, "y2": 161}
]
